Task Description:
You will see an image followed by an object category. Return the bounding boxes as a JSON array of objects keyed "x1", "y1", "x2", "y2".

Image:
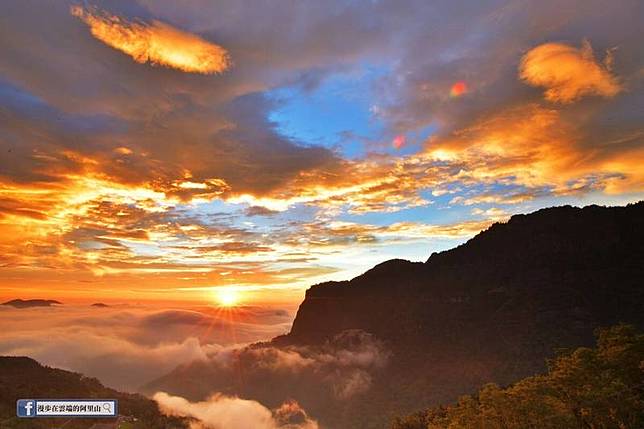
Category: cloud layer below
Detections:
[
  {"x1": 0, "y1": 303, "x2": 295, "y2": 391},
  {"x1": 155, "y1": 393, "x2": 318, "y2": 429}
]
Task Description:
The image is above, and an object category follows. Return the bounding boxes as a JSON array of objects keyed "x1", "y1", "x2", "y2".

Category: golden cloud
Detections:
[
  {"x1": 519, "y1": 40, "x2": 620, "y2": 103},
  {"x1": 0, "y1": 173, "x2": 338, "y2": 295},
  {"x1": 71, "y1": 6, "x2": 231, "y2": 74},
  {"x1": 0, "y1": 164, "x2": 500, "y2": 299},
  {"x1": 429, "y1": 104, "x2": 644, "y2": 194}
]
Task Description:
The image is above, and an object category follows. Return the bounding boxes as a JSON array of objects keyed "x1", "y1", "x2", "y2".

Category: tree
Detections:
[{"x1": 392, "y1": 325, "x2": 644, "y2": 429}]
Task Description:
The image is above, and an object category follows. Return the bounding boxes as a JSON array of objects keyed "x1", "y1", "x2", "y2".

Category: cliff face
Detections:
[{"x1": 283, "y1": 203, "x2": 644, "y2": 395}]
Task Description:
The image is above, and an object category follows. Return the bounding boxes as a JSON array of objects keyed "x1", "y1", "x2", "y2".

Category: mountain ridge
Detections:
[
  {"x1": 0, "y1": 356, "x2": 188, "y2": 428},
  {"x1": 284, "y1": 202, "x2": 644, "y2": 345},
  {"x1": 1, "y1": 299, "x2": 62, "y2": 308}
]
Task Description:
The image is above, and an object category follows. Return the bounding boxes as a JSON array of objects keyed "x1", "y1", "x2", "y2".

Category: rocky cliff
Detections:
[{"x1": 278, "y1": 202, "x2": 644, "y2": 414}]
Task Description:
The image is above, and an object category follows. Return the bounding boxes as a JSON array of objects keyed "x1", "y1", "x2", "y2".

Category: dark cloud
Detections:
[
  {"x1": 0, "y1": 0, "x2": 449, "y2": 193},
  {"x1": 0, "y1": 0, "x2": 398, "y2": 195},
  {"x1": 1, "y1": 0, "x2": 642, "y2": 196},
  {"x1": 244, "y1": 206, "x2": 280, "y2": 217}
]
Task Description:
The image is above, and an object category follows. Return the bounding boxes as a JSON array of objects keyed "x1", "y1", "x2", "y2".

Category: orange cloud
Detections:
[
  {"x1": 429, "y1": 103, "x2": 644, "y2": 194},
  {"x1": 519, "y1": 40, "x2": 621, "y2": 103},
  {"x1": 0, "y1": 173, "x2": 345, "y2": 299},
  {"x1": 71, "y1": 6, "x2": 231, "y2": 74}
]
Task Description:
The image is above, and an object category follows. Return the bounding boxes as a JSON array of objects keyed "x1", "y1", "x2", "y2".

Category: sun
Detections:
[{"x1": 215, "y1": 288, "x2": 241, "y2": 307}]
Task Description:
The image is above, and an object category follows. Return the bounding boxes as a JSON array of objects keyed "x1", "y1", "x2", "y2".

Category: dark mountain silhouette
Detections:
[
  {"x1": 145, "y1": 202, "x2": 644, "y2": 428},
  {"x1": 286, "y1": 202, "x2": 643, "y2": 349},
  {"x1": 0, "y1": 356, "x2": 188, "y2": 428},
  {"x1": 91, "y1": 302, "x2": 110, "y2": 307},
  {"x1": 1, "y1": 299, "x2": 62, "y2": 308}
]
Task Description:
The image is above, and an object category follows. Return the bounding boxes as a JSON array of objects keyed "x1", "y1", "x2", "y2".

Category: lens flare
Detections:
[
  {"x1": 450, "y1": 81, "x2": 467, "y2": 97},
  {"x1": 71, "y1": 6, "x2": 231, "y2": 74},
  {"x1": 392, "y1": 135, "x2": 406, "y2": 150}
]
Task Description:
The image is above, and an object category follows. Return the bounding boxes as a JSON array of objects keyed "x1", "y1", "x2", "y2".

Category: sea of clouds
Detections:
[
  {"x1": 0, "y1": 303, "x2": 295, "y2": 390},
  {"x1": 0, "y1": 303, "x2": 392, "y2": 428}
]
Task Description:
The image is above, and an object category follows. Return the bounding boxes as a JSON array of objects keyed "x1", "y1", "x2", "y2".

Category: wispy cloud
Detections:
[{"x1": 71, "y1": 5, "x2": 231, "y2": 74}]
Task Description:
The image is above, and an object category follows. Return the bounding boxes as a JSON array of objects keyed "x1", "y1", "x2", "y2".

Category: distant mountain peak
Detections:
[
  {"x1": 1, "y1": 299, "x2": 62, "y2": 308},
  {"x1": 91, "y1": 302, "x2": 110, "y2": 307}
]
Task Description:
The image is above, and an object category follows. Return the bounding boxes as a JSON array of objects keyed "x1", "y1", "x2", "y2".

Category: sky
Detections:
[{"x1": 0, "y1": 0, "x2": 643, "y2": 307}]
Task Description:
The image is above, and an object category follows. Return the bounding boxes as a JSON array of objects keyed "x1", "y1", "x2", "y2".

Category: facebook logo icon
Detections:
[{"x1": 17, "y1": 399, "x2": 36, "y2": 417}]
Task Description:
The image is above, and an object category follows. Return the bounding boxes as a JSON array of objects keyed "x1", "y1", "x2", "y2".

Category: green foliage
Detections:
[{"x1": 392, "y1": 324, "x2": 644, "y2": 429}]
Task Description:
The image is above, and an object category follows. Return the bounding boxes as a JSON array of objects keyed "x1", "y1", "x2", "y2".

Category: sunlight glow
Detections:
[{"x1": 215, "y1": 288, "x2": 241, "y2": 307}]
